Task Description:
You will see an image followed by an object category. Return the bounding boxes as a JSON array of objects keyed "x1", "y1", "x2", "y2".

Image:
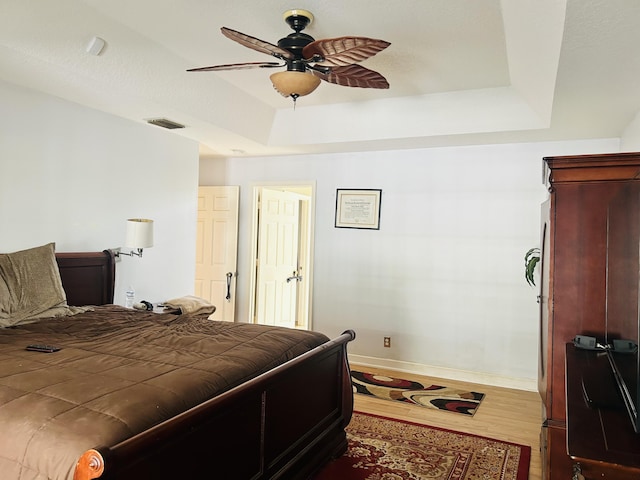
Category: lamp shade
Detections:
[
  {"x1": 270, "y1": 71, "x2": 321, "y2": 98},
  {"x1": 125, "y1": 218, "x2": 154, "y2": 248}
]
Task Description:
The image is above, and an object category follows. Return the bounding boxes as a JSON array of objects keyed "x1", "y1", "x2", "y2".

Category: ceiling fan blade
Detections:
[
  {"x1": 187, "y1": 61, "x2": 283, "y2": 72},
  {"x1": 303, "y1": 37, "x2": 390, "y2": 67},
  {"x1": 312, "y1": 64, "x2": 390, "y2": 89},
  {"x1": 221, "y1": 27, "x2": 294, "y2": 61}
]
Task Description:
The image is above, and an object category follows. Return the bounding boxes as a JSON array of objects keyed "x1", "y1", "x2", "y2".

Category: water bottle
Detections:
[{"x1": 125, "y1": 286, "x2": 135, "y2": 308}]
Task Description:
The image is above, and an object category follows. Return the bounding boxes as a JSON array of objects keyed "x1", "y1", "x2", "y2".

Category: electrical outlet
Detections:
[{"x1": 384, "y1": 336, "x2": 391, "y2": 348}]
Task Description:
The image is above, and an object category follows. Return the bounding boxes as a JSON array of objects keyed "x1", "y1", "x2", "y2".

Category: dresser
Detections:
[{"x1": 539, "y1": 153, "x2": 640, "y2": 479}]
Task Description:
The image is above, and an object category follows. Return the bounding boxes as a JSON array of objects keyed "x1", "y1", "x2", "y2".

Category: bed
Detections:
[{"x1": 0, "y1": 243, "x2": 355, "y2": 480}]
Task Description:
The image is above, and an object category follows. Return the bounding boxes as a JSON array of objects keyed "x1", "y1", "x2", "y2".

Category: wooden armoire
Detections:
[{"x1": 540, "y1": 152, "x2": 640, "y2": 479}]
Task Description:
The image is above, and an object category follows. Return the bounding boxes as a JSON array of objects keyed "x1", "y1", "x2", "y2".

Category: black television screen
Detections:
[{"x1": 605, "y1": 183, "x2": 640, "y2": 433}]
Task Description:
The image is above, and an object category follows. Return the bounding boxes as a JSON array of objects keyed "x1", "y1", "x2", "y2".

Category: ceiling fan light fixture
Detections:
[{"x1": 270, "y1": 71, "x2": 321, "y2": 99}]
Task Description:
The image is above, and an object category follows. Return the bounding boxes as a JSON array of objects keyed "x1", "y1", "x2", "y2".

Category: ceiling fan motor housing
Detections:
[
  {"x1": 277, "y1": 9, "x2": 317, "y2": 72},
  {"x1": 278, "y1": 32, "x2": 315, "y2": 71}
]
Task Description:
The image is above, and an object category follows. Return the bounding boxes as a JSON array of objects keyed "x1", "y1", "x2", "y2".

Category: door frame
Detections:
[{"x1": 248, "y1": 182, "x2": 316, "y2": 330}]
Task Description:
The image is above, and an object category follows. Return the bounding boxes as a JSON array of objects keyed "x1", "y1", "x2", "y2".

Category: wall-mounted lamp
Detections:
[{"x1": 115, "y1": 218, "x2": 154, "y2": 259}]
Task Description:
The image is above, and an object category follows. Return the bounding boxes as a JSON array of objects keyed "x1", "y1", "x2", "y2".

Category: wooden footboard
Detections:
[{"x1": 74, "y1": 330, "x2": 355, "y2": 480}]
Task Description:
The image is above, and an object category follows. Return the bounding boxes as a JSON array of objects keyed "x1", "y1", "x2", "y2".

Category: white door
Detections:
[
  {"x1": 195, "y1": 186, "x2": 239, "y2": 321},
  {"x1": 255, "y1": 188, "x2": 300, "y2": 328}
]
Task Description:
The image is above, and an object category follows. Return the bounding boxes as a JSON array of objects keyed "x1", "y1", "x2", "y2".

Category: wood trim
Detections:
[
  {"x1": 545, "y1": 153, "x2": 640, "y2": 183},
  {"x1": 73, "y1": 450, "x2": 104, "y2": 480}
]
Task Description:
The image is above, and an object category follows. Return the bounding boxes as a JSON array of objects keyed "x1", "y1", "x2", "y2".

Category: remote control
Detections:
[{"x1": 26, "y1": 344, "x2": 61, "y2": 353}]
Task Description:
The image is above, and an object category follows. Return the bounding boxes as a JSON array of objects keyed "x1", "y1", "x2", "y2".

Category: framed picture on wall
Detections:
[{"x1": 335, "y1": 189, "x2": 382, "y2": 230}]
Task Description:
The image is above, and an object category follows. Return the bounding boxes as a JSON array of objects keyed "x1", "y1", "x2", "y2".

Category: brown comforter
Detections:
[{"x1": 0, "y1": 305, "x2": 329, "y2": 480}]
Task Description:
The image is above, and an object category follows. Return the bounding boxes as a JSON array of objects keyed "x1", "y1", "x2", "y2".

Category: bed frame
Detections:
[
  {"x1": 56, "y1": 250, "x2": 116, "y2": 306},
  {"x1": 55, "y1": 250, "x2": 355, "y2": 480}
]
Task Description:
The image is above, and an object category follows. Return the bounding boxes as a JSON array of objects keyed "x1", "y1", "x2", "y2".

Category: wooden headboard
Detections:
[{"x1": 55, "y1": 250, "x2": 116, "y2": 306}]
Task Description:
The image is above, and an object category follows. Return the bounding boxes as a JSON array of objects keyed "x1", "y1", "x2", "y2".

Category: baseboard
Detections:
[{"x1": 348, "y1": 354, "x2": 537, "y2": 392}]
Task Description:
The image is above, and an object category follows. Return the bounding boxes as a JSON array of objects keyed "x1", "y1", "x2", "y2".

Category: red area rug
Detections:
[
  {"x1": 352, "y1": 370, "x2": 485, "y2": 416},
  {"x1": 314, "y1": 412, "x2": 530, "y2": 480}
]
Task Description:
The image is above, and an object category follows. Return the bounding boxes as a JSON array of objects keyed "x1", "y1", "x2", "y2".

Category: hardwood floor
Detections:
[{"x1": 351, "y1": 365, "x2": 543, "y2": 480}]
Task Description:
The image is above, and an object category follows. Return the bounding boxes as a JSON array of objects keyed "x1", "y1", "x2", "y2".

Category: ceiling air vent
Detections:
[{"x1": 146, "y1": 118, "x2": 185, "y2": 130}]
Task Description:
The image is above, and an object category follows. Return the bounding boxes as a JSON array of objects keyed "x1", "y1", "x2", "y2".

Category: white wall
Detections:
[
  {"x1": 200, "y1": 138, "x2": 620, "y2": 389},
  {"x1": 1, "y1": 77, "x2": 627, "y2": 391},
  {"x1": 0, "y1": 79, "x2": 200, "y2": 305},
  {"x1": 621, "y1": 111, "x2": 640, "y2": 151}
]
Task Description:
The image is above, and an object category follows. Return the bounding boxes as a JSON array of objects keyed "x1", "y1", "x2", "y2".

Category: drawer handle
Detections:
[{"x1": 572, "y1": 463, "x2": 585, "y2": 480}]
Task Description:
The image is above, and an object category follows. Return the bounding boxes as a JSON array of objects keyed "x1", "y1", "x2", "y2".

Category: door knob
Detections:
[
  {"x1": 286, "y1": 271, "x2": 303, "y2": 283},
  {"x1": 225, "y1": 272, "x2": 233, "y2": 301}
]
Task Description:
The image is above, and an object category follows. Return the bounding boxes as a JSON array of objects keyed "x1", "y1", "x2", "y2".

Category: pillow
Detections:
[
  {"x1": 0, "y1": 242, "x2": 68, "y2": 327},
  {"x1": 0, "y1": 273, "x2": 9, "y2": 315}
]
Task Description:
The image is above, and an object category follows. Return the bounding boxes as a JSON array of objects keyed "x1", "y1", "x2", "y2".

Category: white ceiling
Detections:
[{"x1": 1, "y1": 0, "x2": 640, "y2": 158}]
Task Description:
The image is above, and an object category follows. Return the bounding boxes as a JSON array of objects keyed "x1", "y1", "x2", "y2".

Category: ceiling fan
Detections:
[{"x1": 187, "y1": 9, "x2": 391, "y2": 104}]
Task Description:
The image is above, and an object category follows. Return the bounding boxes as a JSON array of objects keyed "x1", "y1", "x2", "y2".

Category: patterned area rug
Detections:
[
  {"x1": 314, "y1": 411, "x2": 531, "y2": 480},
  {"x1": 352, "y1": 371, "x2": 485, "y2": 416}
]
